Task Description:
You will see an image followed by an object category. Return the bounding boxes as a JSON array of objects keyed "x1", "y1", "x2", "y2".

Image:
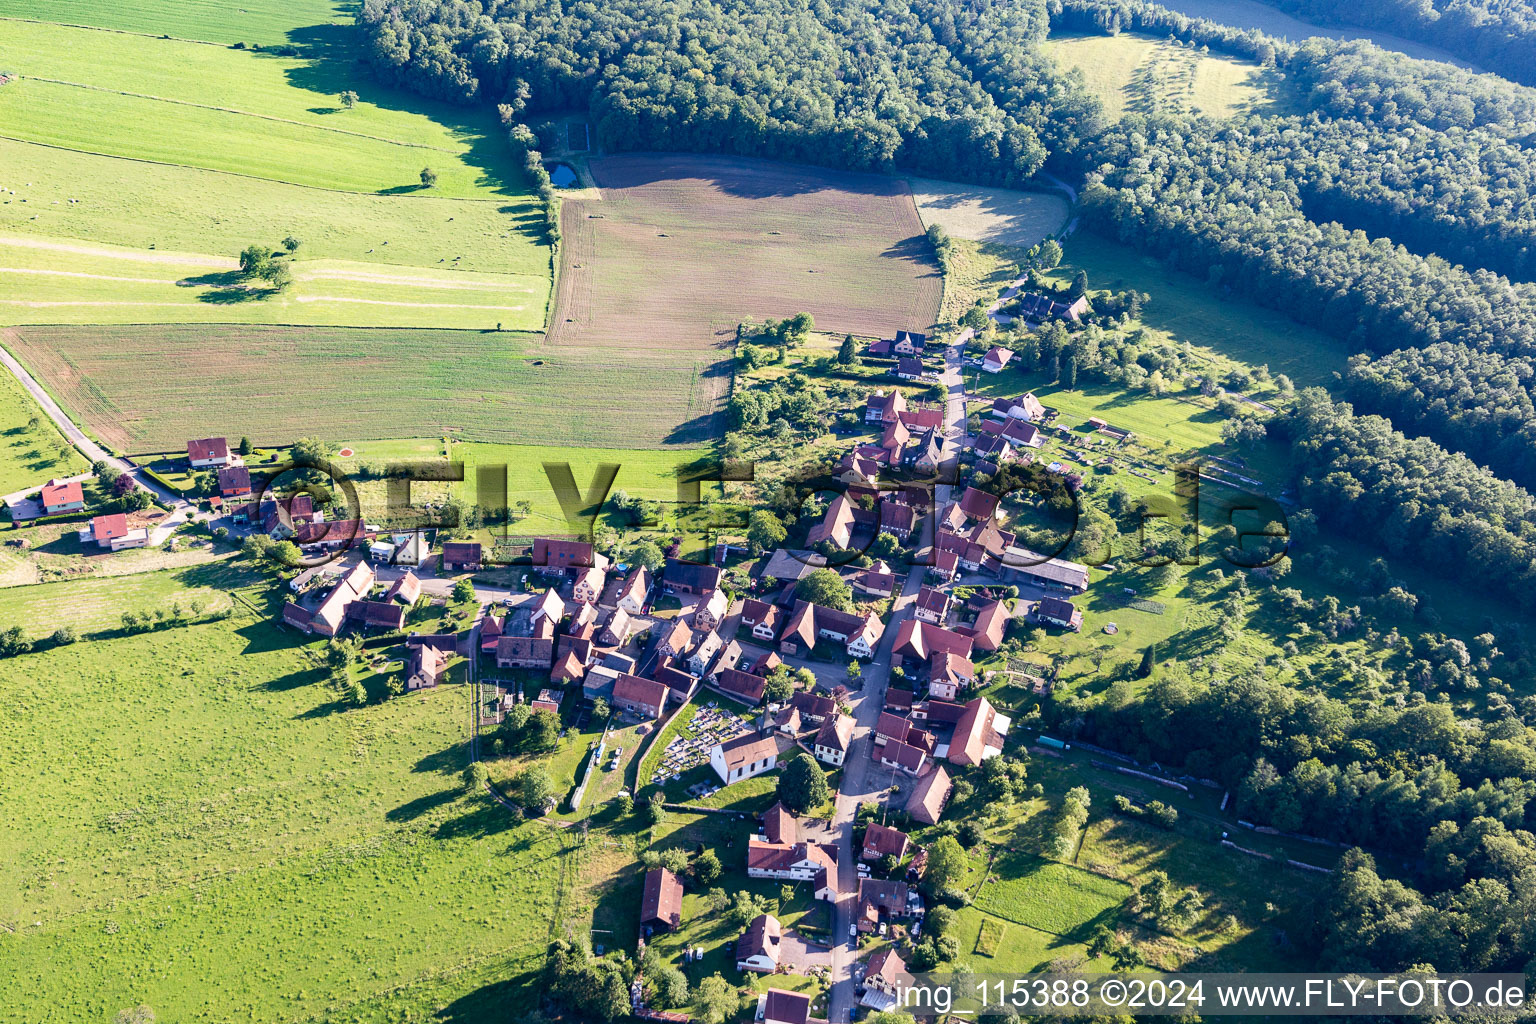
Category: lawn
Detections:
[
  {"x1": 0, "y1": 238, "x2": 550, "y2": 330},
  {"x1": 957, "y1": 906, "x2": 1092, "y2": 973},
  {"x1": 0, "y1": 613, "x2": 575, "y2": 1022},
  {"x1": 1045, "y1": 32, "x2": 1284, "y2": 120},
  {"x1": 906, "y1": 177, "x2": 1070, "y2": 249},
  {"x1": 0, "y1": 140, "x2": 550, "y2": 279},
  {"x1": 0, "y1": 366, "x2": 87, "y2": 493},
  {"x1": 0, "y1": 0, "x2": 350, "y2": 44},
  {"x1": 2, "y1": 325, "x2": 710, "y2": 453}
]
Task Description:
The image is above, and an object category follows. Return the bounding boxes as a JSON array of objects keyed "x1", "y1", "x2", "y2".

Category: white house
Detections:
[
  {"x1": 982, "y1": 347, "x2": 1013, "y2": 374},
  {"x1": 747, "y1": 840, "x2": 839, "y2": 900},
  {"x1": 813, "y1": 713, "x2": 854, "y2": 767},
  {"x1": 710, "y1": 734, "x2": 779, "y2": 784},
  {"x1": 187, "y1": 436, "x2": 230, "y2": 468},
  {"x1": 735, "y1": 914, "x2": 782, "y2": 973}
]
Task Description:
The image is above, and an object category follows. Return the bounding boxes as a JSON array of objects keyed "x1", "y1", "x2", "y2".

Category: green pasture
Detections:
[
  {"x1": 0, "y1": 0, "x2": 350, "y2": 44},
  {"x1": 0, "y1": 368, "x2": 87, "y2": 493},
  {"x1": 0, "y1": 140, "x2": 550, "y2": 278},
  {"x1": 0, "y1": 614, "x2": 573, "y2": 1021},
  {"x1": 0, "y1": 77, "x2": 510, "y2": 197},
  {"x1": 1045, "y1": 32, "x2": 1284, "y2": 120},
  {"x1": 974, "y1": 856, "x2": 1131, "y2": 936},
  {"x1": 0, "y1": 562, "x2": 250, "y2": 639}
]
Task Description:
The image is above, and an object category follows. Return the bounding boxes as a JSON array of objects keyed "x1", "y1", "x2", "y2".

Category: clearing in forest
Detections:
[
  {"x1": 1046, "y1": 32, "x2": 1283, "y2": 119},
  {"x1": 907, "y1": 177, "x2": 1070, "y2": 249}
]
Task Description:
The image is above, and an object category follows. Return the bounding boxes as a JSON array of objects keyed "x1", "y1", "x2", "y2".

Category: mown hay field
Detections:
[
  {"x1": 0, "y1": 614, "x2": 573, "y2": 1022},
  {"x1": 0, "y1": 562, "x2": 248, "y2": 638},
  {"x1": 0, "y1": 0, "x2": 348, "y2": 43},
  {"x1": 2, "y1": 324, "x2": 708, "y2": 453},
  {"x1": 907, "y1": 177, "x2": 1070, "y2": 249},
  {"x1": 1045, "y1": 32, "x2": 1282, "y2": 120},
  {"x1": 0, "y1": 237, "x2": 549, "y2": 330}
]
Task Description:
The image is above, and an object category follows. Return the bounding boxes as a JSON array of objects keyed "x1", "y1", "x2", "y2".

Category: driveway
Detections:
[{"x1": 780, "y1": 932, "x2": 832, "y2": 971}]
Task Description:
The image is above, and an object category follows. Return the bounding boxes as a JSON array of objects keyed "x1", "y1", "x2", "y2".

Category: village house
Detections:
[
  {"x1": 711, "y1": 733, "x2": 779, "y2": 784},
  {"x1": 217, "y1": 466, "x2": 251, "y2": 499},
  {"x1": 611, "y1": 566, "x2": 651, "y2": 613},
  {"x1": 965, "y1": 600, "x2": 1010, "y2": 651},
  {"x1": 640, "y1": 867, "x2": 684, "y2": 933},
  {"x1": 854, "y1": 878, "x2": 910, "y2": 933},
  {"x1": 905, "y1": 764, "x2": 953, "y2": 824},
  {"x1": 747, "y1": 837, "x2": 839, "y2": 899},
  {"x1": 789, "y1": 690, "x2": 837, "y2": 724},
  {"x1": 813, "y1": 712, "x2": 854, "y2": 766},
  {"x1": 981, "y1": 416, "x2": 1044, "y2": 449},
  {"x1": 707, "y1": 639, "x2": 742, "y2": 680},
  {"x1": 1032, "y1": 595, "x2": 1084, "y2": 631},
  {"x1": 860, "y1": 948, "x2": 908, "y2": 1011},
  {"x1": 686, "y1": 631, "x2": 722, "y2": 676},
  {"x1": 281, "y1": 561, "x2": 374, "y2": 636},
  {"x1": 496, "y1": 606, "x2": 556, "y2": 669},
  {"x1": 599, "y1": 606, "x2": 633, "y2": 647},
  {"x1": 655, "y1": 618, "x2": 694, "y2": 660},
  {"x1": 865, "y1": 389, "x2": 906, "y2": 424},
  {"x1": 40, "y1": 478, "x2": 84, "y2": 515},
  {"x1": 913, "y1": 585, "x2": 950, "y2": 625},
  {"x1": 903, "y1": 427, "x2": 944, "y2": 474},
  {"x1": 891, "y1": 329, "x2": 926, "y2": 355},
  {"x1": 762, "y1": 988, "x2": 815, "y2": 1024},
  {"x1": 613, "y1": 673, "x2": 670, "y2": 719},
  {"x1": 346, "y1": 597, "x2": 406, "y2": 632},
  {"x1": 895, "y1": 357, "x2": 924, "y2": 381},
  {"x1": 532, "y1": 537, "x2": 608, "y2": 570},
  {"x1": 406, "y1": 643, "x2": 448, "y2": 690},
  {"x1": 653, "y1": 661, "x2": 694, "y2": 701},
  {"x1": 891, "y1": 619, "x2": 974, "y2": 667},
  {"x1": 693, "y1": 589, "x2": 729, "y2": 632},
  {"x1": 778, "y1": 601, "x2": 884, "y2": 659},
  {"x1": 949, "y1": 696, "x2": 1011, "y2": 766},
  {"x1": 927, "y1": 651, "x2": 974, "y2": 701},
  {"x1": 664, "y1": 558, "x2": 721, "y2": 596},
  {"x1": 957, "y1": 486, "x2": 999, "y2": 521},
  {"x1": 187, "y1": 436, "x2": 230, "y2": 468},
  {"x1": 739, "y1": 598, "x2": 780, "y2": 642},
  {"x1": 717, "y1": 668, "x2": 767, "y2": 704},
  {"x1": 993, "y1": 393, "x2": 1046, "y2": 422},
  {"x1": 852, "y1": 561, "x2": 896, "y2": 599},
  {"x1": 862, "y1": 823, "x2": 909, "y2": 863},
  {"x1": 78, "y1": 512, "x2": 149, "y2": 552},
  {"x1": 758, "y1": 802, "x2": 797, "y2": 844},
  {"x1": 293, "y1": 519, "x2": 367, "y2": 555},
  {"x1": 440, "y1": 541, "x2": 482, "y2": 572},
  {"x1": 1014, "y1": 291, "x2": 1089, "y2": 323},
  {"x1": 981, "y1": 347, "x2": 1013, "y2": 374},
  {"x1": 877, "y1": 736, "x2": 928, "y2": 775},
  {"x1": 571, "y1": 566, "x2": 605, "y2": 605},
  {"x1": 735, "y1": 913, "x2": 782, "y2": 973}
]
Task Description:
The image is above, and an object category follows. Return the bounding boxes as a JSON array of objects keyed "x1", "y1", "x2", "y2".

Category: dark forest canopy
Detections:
[{"x1": 357, "y1": 0, "x2": 1103, "y2": 184}]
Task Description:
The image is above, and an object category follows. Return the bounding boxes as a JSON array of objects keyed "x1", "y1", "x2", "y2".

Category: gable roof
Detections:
[
  {"x1": 719, "y1": 668, "x2": 767, "y2": 703},
  {"x1": 882, "y1": 737, "x2": 928, "y2": 772},
  {"x1": 983, "y1": 346, "x2": 1013, "y2": 368},
  {"x1": 441, "y1": 541, "x2": 482, "y2": 563},
  {"x1": 217, "y1": 466, "x2": 251, "y2": 493},
  {"x1": 41, "y1": 478, "x2": 83, "y2": 506},
  {"x1": 91, "y1": 513, "x2": 130, "y2": 543},
  {"x1": 532, "y1": 537, "x2": 599, "y2": 567},
  {"x1": 641, "y1": 867, "x2": 684, "y2": 929},
  {"x1": 761, "y1": 802, "x2": 798, "y2": 844},
  {"x1": 896, "y1": 357, "x2": 923, "y2": 376},
  {"x1": 815, "y1": 713, "x2": 855, "y2": 753},
  {"x1": 969, "y1": 600, "x2": 1009, "y2": 651},
  {"x1": 187, "y1": 437, "x2": 227, "y2": 461},
  {"x1": 738, "y1": 913, "x2": 782, "y2": 963},
  {"x1": 716, "y1": 733, "x2": 778, "y2": 771},
  {"x1": 867, "y1": 946, "x2": 907, "y2": 988},
  {"x1": 664, "y1": 558, "x2": 721, "y2": 592},
  {"x1": 892, "y1": 619, "x2": 974, "y2": 662},
  {"x1": 857, "y1": 878, "x2": 909, "y2": 914},
  {"x1": 958, "y1": 486, "x2": 999, "y2": 520},
  {"x1": 764, "y1": 988, "x2": 811, "y2": 1024},
  {"x1": 614, "y1": 673, "x2": 669, "y2": 710},
  {"x1": 863, "y1": 823, "x2": 909, "y2": 859},
  {"x1": 906, "y1": 764, "x2": 953, "y2": 823},
  {"x1": 950, "y1": 696, "x2": 1008, "y2": 765}
]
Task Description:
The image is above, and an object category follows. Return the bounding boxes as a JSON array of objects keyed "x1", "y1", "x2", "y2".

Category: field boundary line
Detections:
[
  {"x1": 0, "y1": 135, "x2": 523, "y2": 203},
  {"x1": 0, "y1": 15, "x2": 272, "y2": 48},
  {"x1": 22, "y1": 76, "x2": 465, "y2": 154}
]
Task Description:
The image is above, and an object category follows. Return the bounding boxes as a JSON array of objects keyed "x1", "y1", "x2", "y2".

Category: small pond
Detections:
[{"x1": 547, "y1": 163, "x2": 578, "y2": 187}]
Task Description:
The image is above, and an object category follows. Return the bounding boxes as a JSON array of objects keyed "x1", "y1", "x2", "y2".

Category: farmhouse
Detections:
[
  {"x1": 217, "y1": 466, "x2": 251, "y2": 499},
  {"x1": 759, "y1": 802, "x2": 798, "y2": 844},
  {"x1": 611, "y1": 566, "x2": 651, "y2": 613},
  {"x1": 640, "y1": 867, "x2": 684, "y2": 933},
  {"x1": 346, "y1": 598, "x2": 406, "y2": 632},
  {"x1": 789, "y1": 691, "x2": 837, "y2": 724},
  {"x1": 686, "y1": 631, "x2": 722, "y2": 676},
  {"x1": 654, "y1": 618, "x2": 694, "y2": 660},
  {"x1": 813, "y1": 712, "x2": 855, "y2": 766},
  {"x1": 406, "y1": 644, "x2": 448, "y2": 690},
  {"x1": 736, "y1": 913, "x2": 782, "y2": 973},
  {"x1": 747, "y1": 838, "x2": 839, "y2": 899},
  {"x1": 79, "y1": 512, "x2": 149, "y2": 552},
  {"x1": 862, "y1": 823, "x2": 909, "y2": 862},
  {"x1": 613, "y1": 673, "x2": 670, "y2": 719},
  {"x1": 1003, "y1": 549, "x2": 1090, "y2": 594},
  {"x1": 693, "y1": 589, "x2": 729, "y2": 631},
  {"x1": 282, "y1": 561, "x2": 374, "y2": 636},
  {"x1": 40, "y1": 478, "x2": 85, "y2": 515},
  {"x1": 982, "y1": 347, "x2": 1013, "y2": 373},
  {"x1": 877, "y1": 737, "x2": 928, "y2": 775},
  {"x1": 865, "y1": 389, "x2": 906, "y2": 424},
  {"x1": 949, "y1": 696, "x2": 1011, "y2": 766},
  {"x1": 440, "y1": 541, "x2": 482, "y2": 572},
  {"x1": 1032, "y1": 595, "x2": 1083, "y2": 631},
  {"x1": 993, "y1": 393, "x2": 1046, "y2": 422},
  {"x1": 496, "y1": 606, "x2": 556, "y2": 669},
  {"x1": 717, "y1": 668, "x2": 767, "y2": 704},
  {"x1": 854, "y1": 878, "x2": 910, "y2": 932},
  {"x1": 927, "y1": 651, "x2": 974, "y2": 700},
  {"x1": 778, "y1": 601, "x2": 884, "y2": 659},
  {"x1": 905, "y1": 764, "x2": 953, "y2": 824},
  {"x1": 965, "y1": 600, "x2": 1010, "y2": 651},
  {"x1": 187, "y1": 437, "x2": 230, "y2": 468},
  {"x1": 913, "y1": 585, "x2": 950, "y2": 624},
  {"x1": 571, "y1": 566, "x2": 605, "y2": 605},
  {"x1": 861, "y1": 948, "x2": 908, "y2": 1010},
  {"x1": 710, "y1": 733, "x2": 779, "y2": 784},
  {"x1": 1014, "y1": 291, "x2": 1089, "y2": 323},
  {"x1": 806, "y1": 494, "x2": 859, "y2": 548},
  {"x1": 664, "y1": 558, "x2": 720, "y2": 596},
  {"x1": 532, "y1": 537, "x2": 608, "y2": 569},
  {"x1": 891, "y1": 619, "x2": 973, "y2": 665}
]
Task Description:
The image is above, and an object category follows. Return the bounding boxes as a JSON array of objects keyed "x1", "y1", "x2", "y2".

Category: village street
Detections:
[{"x1": 825, "y1": 338, "x2": 968, "y2": 1021}]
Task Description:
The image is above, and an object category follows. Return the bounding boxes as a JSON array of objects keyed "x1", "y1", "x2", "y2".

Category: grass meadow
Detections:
[
  {"x1": 1045, "y1": 32, "x2": 1284, "y2": 120},
  {"x1": 973, "y1": 857, "x2": 1131, "y2": 935},
  {"x1": 0, "y1": 0, "x2": 350, "y2": 44},
  {"x1": 907, "y1": 177, "x2": 1070, "y2": 249},
  {"x1": 0, "y1": 561, "x2": 250, "y2": 638},
  {"x1": 0, "y1": 612, "x2": 575, "y2": 1022},
  {"x1": 2, "y1": 325, "x2": 710, "y2": 453},
  {"x1": 0, "y1": 367, "x2": 87, "y2": 492}
]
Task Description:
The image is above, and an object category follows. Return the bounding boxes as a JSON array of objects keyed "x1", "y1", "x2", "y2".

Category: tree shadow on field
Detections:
[
  {"x1": 434, "y1": 798, "x2": 522, "y2": 841},
  {"x1": 413, "y1": 739, "x2": 472, "y2": 776},
  {"x1": 272, "y1": 22, "x2": 536, "y2": 204},
  {"x1": 386, "y1": 786, "x2": 460, "y2": 822},
  {"x1": 177, "y1": 270, "x2": 246, "y2": 289},
  {"x1": 198, "y1": 287, "x2": 270, "y2": 305}
]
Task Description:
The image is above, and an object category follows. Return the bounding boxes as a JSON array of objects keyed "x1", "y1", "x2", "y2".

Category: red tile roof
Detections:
[
  {"x1": 614, "y1": 673, "x2": 669, "y2": 713},
  {"x1": 863, "y1": 823, "x2": 909, "y2": 859},
  {"x1": 41, "y1": 478, "x2": 83, "y2": 507},
  {"x1": 187, "y1": 437, "x2": 228, "y2": 462},
  {"x1": 91, "y1": 513, "x2": 130, "y2": 544},
  {"x1": 641, "y1": 868, "x2": 684, "y2": 930}
]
